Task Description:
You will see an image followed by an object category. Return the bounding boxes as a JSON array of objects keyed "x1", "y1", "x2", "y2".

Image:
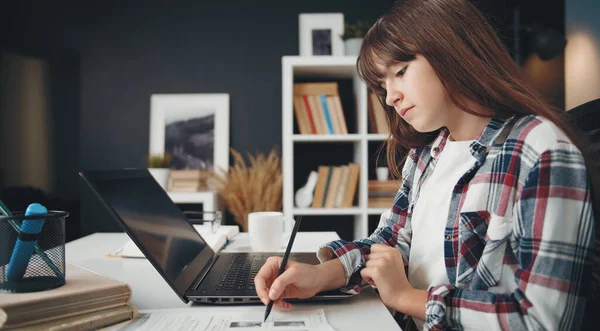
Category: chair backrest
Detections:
[{"x1": 568, "y1": 98, "x2": 600, "y2": 330}]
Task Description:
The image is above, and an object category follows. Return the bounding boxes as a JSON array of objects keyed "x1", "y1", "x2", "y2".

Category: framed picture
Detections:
[
  {"x1": 150, "y1": 94, "x2": 230, "y2": 172},
  {"x1": 299, "y1": 13, "x2": 344, "y2": 56}
]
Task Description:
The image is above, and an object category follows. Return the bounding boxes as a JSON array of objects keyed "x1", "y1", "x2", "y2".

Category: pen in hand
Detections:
[{"x1": 263, "y1": 216, "x2": 302, "y2": 323}]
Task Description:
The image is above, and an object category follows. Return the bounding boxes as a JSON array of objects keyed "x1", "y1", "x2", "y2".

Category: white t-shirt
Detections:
[{"x1": 408, "y1": 138, "x2": 475, "y2": 329}]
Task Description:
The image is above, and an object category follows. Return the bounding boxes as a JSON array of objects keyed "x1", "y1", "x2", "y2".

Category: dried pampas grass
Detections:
[{"x1": 208, "y1": 147, "x2": 282, "y2": 231}]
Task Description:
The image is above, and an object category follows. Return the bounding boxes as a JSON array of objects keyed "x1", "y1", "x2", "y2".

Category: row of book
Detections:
[
  {"x1": 293, "y1": 82, "x2": 349, "y2": 135},
  {"x1": 368, "y1": 179, "x2": 399, "y2": 208},
  {"x1": 312, "y1": 163, "x2": 360, "y2": 208},
  {"x1": 168, "y1": 169, "x2": 210, "y2": 192},
  {"x1": 292, "y1": 82, "x2": 390, "y2": 135}
]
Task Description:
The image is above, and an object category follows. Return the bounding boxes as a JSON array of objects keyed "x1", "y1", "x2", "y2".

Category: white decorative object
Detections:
[
  {"x1": 295, "y1": 171, "x2": 318, "y2": 208},
  {"x1": 376, "y1": 167, "x2": 389, "y2": 181},
  {"x1": 344, "y1": 38, "x2": 363, "y2": 56},
  {"x1": 299, "y1": 13, "x2": 345, "y2": 56},
  {"x1": 148, "y1": 168, "x2": 170, "y2": 190},
  {"x1": 150, "y1": 94, "x2": 230, "y2": 172}
]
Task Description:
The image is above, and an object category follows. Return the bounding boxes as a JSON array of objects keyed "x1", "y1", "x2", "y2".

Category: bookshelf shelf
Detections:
[
  {"x1": 292, "y1": 208, "x2": 363, "y2": 215},
  {"x1": 283, "y1": 55, "x2": 393, "y2": 240},
  {"x1": 367, "y1": 134, "x2": 390, "y2": 141},
  {"x1": 288, "y1": 56, "x2": 359, "y2": 78},
  {"x1": 292, "y1": 134, "x2": 362, "y2": 142}
]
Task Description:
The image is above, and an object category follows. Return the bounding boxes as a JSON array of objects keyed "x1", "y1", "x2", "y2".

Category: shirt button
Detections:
[
  {"x1": 473, "y1": 145, "x2": 479, "y2": 151},
  {"x1": 445, "y1": 235, "x2": 451, "y2": 240},
  {"x1": 433, "y1": 147, "x2": 439, "y2": 153}
]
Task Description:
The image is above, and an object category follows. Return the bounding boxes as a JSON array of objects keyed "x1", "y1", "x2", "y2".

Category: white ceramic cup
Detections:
[{"x1": 247, "y1": 212, "x2": 293, "y2": 252}]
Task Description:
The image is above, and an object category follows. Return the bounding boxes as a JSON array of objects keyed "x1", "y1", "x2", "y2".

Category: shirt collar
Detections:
[{"x1": 429, "y1": 114, "x2": 516, "y2": 159}]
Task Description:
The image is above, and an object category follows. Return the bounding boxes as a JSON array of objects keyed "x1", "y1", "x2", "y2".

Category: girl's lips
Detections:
[{"x1": 399, "y1": 106, "x2": 414, "y2": 117}]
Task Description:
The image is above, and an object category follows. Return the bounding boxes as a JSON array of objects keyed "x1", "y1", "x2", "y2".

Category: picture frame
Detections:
[
  {"x1": 150, "y1": 94, "x2": 230, "y2": 172},
  {"x1": 299, "y1": 13, "x2": 344, "y2": 56}
]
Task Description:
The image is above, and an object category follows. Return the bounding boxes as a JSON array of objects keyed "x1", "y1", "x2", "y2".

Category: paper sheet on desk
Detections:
[
  {"x1": 111, "y1": 308, "x2": 335, "y2": 331},
  {"x1": 111, "y1": 225, "x2": 239, "y2": 257}
]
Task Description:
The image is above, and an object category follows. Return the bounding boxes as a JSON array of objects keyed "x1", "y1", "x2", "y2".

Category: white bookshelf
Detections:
[{"x1": 282, "y1": 55, "x2": 388, "y2": 240}]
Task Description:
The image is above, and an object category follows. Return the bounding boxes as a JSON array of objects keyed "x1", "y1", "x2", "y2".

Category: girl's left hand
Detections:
[{"x1": 360, "y1": 244, "x2": 413, "y2": 309}]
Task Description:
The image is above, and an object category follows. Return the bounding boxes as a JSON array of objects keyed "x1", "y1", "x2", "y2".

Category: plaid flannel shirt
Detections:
[{"x1": 317, "y1": 114, "x2": 595, "y2": 330}]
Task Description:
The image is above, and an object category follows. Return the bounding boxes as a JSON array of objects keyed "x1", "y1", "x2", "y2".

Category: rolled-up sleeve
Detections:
[{"x1": 317, "y1": 150, "x2": 418, "y2": 293}]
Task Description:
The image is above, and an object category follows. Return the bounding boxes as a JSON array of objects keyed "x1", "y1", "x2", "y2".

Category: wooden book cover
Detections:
[
  {"x1": 335, "y1": 166, "x2": 350, "y2": 207},
  {"x1": 325, "y1": 96, "x2": 341, "y2": 134},
  {"x1": 293, "y1": 82, "x2": 339, "y2": 96},
  {"x1": 307, "y1": 95, "x2": 327, "y2": 134},
  {"x1": 293, "y1": 96, "x2": 311, "y2": 134},
  {"x1": 370, "y1": 93, "x2": 390, "y2": 134},
  {"x1": 341, "y1": 163, "x2": 361, "y2": 208},
  {"x1": 312, "y1": 166, "x2": 330, "y2": 208},
  {"x1": 324, "y1": 167, "x2": 342, "y2": 208},
  {"x1": 301, "y1": 95, "x2": 317, "y2": 134},
  {"x1": 169, "y1": 170, "x2": 205, "y2": 180},
  {"x1": 333, "y1": 95, "x2": 348, "y2": 134},
  {"x1": 0, "y1": 263, "x2": 132, "y2": 329},
  {"x1": 319, "y1": 94, "x2": 335, "y2": 134},
  {"x1": 320, "y1": 166, "x2": 334, "y2": 207},
  {"x1": 368, "y1": 180, "x2": 401, "y2": 191}
]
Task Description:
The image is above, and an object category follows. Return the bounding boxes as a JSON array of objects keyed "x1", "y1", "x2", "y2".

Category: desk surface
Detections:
[{"x1": 66, "y1": 232, "x2": 401, "y2": 330}]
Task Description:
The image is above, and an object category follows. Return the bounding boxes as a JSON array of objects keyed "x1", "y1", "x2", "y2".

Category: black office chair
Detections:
[{"x1": 568, "y1": 98, "x2": 600, "y2": 331}]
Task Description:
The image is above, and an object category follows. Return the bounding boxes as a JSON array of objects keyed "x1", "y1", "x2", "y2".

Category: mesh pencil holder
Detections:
[{"x1": 0, "y1": 210, "x2": 69, "y2": 293}]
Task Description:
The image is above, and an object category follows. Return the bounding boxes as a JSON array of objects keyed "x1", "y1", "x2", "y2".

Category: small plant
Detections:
[
  {"x1": 148, "y1": 153, "x2": 173, "y2": 168},
  {"x1": 342, "y1": 20, "x2": 371, "y2": 40}
]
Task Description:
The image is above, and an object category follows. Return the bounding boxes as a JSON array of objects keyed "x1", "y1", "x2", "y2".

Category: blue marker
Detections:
[{"x1": 6, "y1": 203, "x2": 48, "y2": 281}]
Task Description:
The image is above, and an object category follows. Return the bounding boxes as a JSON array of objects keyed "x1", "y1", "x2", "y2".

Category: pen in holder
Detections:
[{"x1": 0, "y1": 209, "x2": 69, "y2": 293}]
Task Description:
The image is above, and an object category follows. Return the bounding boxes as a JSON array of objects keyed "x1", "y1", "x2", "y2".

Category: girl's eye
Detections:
[{"x1": 396, "y1": 66, "x2": 408, "y2": 77}]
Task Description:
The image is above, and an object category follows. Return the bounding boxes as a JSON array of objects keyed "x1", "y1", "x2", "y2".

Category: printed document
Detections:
[{"x1": 112, "y1": 308, "x2": 335, "y2": 331}]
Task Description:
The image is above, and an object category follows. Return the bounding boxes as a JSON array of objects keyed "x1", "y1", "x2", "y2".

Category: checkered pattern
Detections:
[{"x1": 318, "y1": 115, "x2": 595, "y2": 330}]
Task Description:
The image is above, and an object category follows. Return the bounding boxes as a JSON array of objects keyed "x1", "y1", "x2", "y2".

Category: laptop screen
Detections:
[{"x1": 80, "y1": 169, "x2": 214, "y2": 302}]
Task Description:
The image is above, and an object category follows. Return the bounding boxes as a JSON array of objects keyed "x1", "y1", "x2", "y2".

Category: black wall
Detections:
[{"x1": 0, "y1": 0, "x2": 563, "y2": 239}]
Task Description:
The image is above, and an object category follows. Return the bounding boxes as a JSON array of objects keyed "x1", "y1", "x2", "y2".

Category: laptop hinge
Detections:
[{"x1": 191, "y1": 254, "x2": 220, "y2": 291}]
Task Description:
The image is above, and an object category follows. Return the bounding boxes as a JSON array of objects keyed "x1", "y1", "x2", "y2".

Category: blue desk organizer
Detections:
[{"x1": 0, "y1": 210, "x2": 69, "y2": 293}]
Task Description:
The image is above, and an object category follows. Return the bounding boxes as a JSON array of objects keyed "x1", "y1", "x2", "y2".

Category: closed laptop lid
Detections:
[{"x1": 79, "y1": 169, "x2": 213, "y2": 303}]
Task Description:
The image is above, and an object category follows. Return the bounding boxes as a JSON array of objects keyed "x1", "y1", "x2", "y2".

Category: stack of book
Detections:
[
  {"x1": 311, "y1": 163, "x2": 360, "y2": 208},
  {"x1": 168, "y1": 170, "x2": 209, "y2": 192},
  {"x1": 368, "y1": 93, "x2": 390, "y2": 134},
  {"x1": 0, "y1": 263, "x2": 137, "y2": 330},
  {"x1": 368, "y1": 180, "x2": 400, "y2": 208},
  {"x1": 293, "y1": 82, "x2": 349, "y2": 135}
]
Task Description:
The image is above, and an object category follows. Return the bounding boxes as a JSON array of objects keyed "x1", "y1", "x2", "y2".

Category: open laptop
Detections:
[{"x1": 79, "y1": 169, "x2": 353, "y2": 304}]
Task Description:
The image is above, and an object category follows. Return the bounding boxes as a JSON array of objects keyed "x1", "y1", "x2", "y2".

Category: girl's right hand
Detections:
[{"x1": 254, "y1": 256, "x2": 324, "y2": 310}]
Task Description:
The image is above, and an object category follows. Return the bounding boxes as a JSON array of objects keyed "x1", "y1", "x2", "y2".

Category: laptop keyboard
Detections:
[{"x1": 215, "y1": 254, "x2": 268, "y2": 291}]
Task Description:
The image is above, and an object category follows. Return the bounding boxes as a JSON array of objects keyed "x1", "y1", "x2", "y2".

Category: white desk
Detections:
[{"x1": 66, "y1": 232, "x2": 401, "y2": 330}]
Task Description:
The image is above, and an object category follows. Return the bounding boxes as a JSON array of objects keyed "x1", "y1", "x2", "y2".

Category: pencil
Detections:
[{"x1": 263, "y1": 216, "x2": 302, "y2": 322}]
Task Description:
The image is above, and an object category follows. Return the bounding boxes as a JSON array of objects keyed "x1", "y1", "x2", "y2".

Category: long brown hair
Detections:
[{"x1": 357, "y1": 0, "x2": 599, "y2": 206}]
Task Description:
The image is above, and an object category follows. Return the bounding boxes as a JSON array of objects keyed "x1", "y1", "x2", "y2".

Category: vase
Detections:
[
  {"x1": 148, "y1": 168, "x2": 170, "y2": 190},
  {"x1": 376, "y1": 167, "x2": 389, "y2": 181},
  {"x1": 344, "y1": 38, "x2": 363, "y2": 56},
  {"x1": 295, "y1": 171, "x2": 318, "y2": 208}
]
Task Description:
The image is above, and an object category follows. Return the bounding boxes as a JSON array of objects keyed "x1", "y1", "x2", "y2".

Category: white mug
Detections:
[{"x1": 247, "y1": 212, "x2": 293, "y2": 252}]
